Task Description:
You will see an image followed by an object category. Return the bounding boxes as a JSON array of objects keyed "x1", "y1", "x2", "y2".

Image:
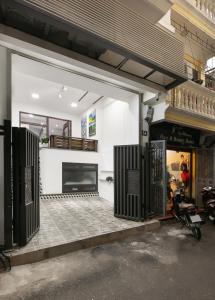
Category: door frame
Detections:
[
  {"x1": 149, "y1": 139, "x2": 167, "y2": 217},
  {"x1": 0, "y1": 120, "x2": 12, "y2": 250}
]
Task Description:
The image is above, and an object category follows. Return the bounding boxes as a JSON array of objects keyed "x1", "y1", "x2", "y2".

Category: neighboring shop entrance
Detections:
[
  {"x1": 166, "y1": 148, "x2": 193, "y2": 215},
  {"x1": 150, "y1": 122, "x2": 201, "y2": 217}
]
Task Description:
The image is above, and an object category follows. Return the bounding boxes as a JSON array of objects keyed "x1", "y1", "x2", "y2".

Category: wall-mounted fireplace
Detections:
[{"x1": 62, "y1": 163, "x2": 98, "y2": 193}]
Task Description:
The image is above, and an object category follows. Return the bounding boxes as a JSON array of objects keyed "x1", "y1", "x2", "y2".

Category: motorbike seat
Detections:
[{"x1": 178, "y1": 202, "x2": 195, "y2": 209}]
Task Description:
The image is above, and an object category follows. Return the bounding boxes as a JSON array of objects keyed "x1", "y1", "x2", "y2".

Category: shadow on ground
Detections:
[{"x1": 0, "y1": 221, "x2": 215, "y2": 300}]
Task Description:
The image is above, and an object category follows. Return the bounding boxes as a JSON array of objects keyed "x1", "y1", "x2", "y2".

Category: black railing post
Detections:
[{"x1": 4, "y1": 120, "x2": 12, "y2": 249}]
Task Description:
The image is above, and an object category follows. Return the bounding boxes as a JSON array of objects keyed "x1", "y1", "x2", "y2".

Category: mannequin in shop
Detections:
[
  {"x1": 180, "y1": 154, "x2": 188, "y2": 171},
  {"x1": 180, "y1": 154, "x2": 190, "y2": 196},
  {"x1": 181, "y1": 163, "x2": 190, "y2": 200}
]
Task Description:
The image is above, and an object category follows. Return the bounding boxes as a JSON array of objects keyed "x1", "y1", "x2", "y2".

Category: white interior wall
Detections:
[
  {"x1": 99, "y1": 97, "x2": 139, "y2": 170},
  {"x1": 11, "y1": 56, "x2": 140, "y2": 202},
  {"x1": 82, "y1": 96, "x2": 139, "y2": 202},
  {"x1": 12, "y1": 102, "x2": 81, "y2": 137},
  {"x1": 40, "y1": 149, "x2": 99, "y2": 194},
  {"x1": 99, "y1": 98, "x2": 138, "y2": 201},
  {"x1": 38, "y1": 95, "x2": 139, "y2": 201}
]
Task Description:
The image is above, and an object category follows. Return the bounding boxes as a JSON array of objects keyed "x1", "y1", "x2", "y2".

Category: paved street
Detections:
[{"x1": 0, "y1": 221, "x2": 215, "y2": 300}]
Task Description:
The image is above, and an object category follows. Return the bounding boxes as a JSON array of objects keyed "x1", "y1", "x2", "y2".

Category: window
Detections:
[{"x1": 19, "y1": 112, "x2": 72, "y2": 139}]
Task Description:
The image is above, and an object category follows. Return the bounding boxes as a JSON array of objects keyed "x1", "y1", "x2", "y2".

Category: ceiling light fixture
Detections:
[
  {"x1": 29, "y1": 114, "x2": 34, "y2": 118},
  {"x1": 71, "y1": 102, "x2": 78, "y2": 108},
  {"x1": 58, "y1": 93, "x2": 62, "y2": 99},
  {"x1": 62, "y1": 86, "x2": 68, "y2": 92},
  {"x1": 32, "y1": 93, "x2": 39, "y2": 99}
]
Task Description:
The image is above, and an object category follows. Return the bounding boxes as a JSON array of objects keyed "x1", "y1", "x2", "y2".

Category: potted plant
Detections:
[{"x1": 40, "y1": 137, "x2": 49, "y2": 148}]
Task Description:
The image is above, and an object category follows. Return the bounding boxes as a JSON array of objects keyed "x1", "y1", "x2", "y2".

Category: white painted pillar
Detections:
[{"x1": 0, "y1": 45, "x2": 11, "y2": 246}]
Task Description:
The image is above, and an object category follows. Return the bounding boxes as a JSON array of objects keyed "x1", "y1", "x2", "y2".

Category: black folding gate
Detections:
[
  {"x1": 114, "y1": 145, "x2": 144, "y2": 221},
  {"x1": 149, "y1": 140, "x2": 166, "y2": 217},
  {"x1": 0, "y1": 120, "x2": 12, "y2": 250},
  {"x1": 13, "y1": 127, "x2": 40, "y2": 246}
]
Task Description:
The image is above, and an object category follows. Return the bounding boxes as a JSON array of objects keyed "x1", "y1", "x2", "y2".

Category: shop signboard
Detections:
[{"x1": 150, "y1": 122, "x2": 200, "y2": 148}]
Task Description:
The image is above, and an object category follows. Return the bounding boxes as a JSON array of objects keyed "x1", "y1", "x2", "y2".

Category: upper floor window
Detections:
[
  {"x1": 205, "y1": 57, "x2": 215, "y2": 91},
  {"x1": 206, "y1": 57, "x2": 215, "y2": 73},
  {"x1": 19, "y1": 112, "x2": 72, "y2": 139}
]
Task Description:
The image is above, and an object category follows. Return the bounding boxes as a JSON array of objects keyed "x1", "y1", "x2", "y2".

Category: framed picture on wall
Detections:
[
  {"x1": 81, "y1": 116, "x2": 87, "y2": 138},
  {"x1": 89, "y1": 110, "x2": 96, "y2": 137}
]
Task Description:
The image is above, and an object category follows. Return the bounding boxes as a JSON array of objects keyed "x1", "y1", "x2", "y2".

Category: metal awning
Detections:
[{"x1": 0, "y1": 0, "x2": 187, "y2": 90}]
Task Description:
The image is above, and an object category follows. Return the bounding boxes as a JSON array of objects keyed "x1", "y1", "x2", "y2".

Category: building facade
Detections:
[
  {"x1": 0, "y1": 0, "x2": 214, "y2": 251},
  {"x1": 144, "y1": 0, "x2": 215, "y2": 216}
]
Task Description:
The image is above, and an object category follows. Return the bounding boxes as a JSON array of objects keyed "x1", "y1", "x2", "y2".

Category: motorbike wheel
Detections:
[{"x1": 192, "y1": 227, "x2": 201, "y2": 240}]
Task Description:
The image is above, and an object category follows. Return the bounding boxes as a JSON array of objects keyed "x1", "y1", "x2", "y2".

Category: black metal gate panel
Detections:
[
  {"x1": 0, "y1": 120, "x2": 13, "y2": 250},
  {"x1": 196, "y1": 148, "x2": 215, "y2": 207},
  {"x1": 13, "y1": 127, "x2": 40, "y2": 246},
  {"x1": 114, "y1": 145, "x2": 144, "y2": 221},
  {"x1": 150, "y1": 140, "x2": 166, "y2": 217}
]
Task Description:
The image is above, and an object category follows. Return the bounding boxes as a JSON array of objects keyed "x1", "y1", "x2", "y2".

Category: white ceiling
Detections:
[
  {"x1": 12, "y1": 71, "x2": 101, "y2": 115},
  {"x1": 12, "y1": 54, "x2": 138, "y2": 116}
]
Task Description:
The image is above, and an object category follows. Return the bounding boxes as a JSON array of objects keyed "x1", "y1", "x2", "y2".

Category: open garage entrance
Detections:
[{"x1": 9, "y1": 52, "x2": 155, "y2": 257}]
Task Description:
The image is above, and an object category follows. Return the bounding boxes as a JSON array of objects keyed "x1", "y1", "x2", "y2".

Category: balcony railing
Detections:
[
  {"x1": 185, "y1": 61, "x2": 215, "y2": 92},
  {"x1": 49, "y1": 135, "x2": 98, "y2": 152},
  {"x1": 168, "y1": 80, "x2": 215, "y2": 119},
  {"x1": 187, "y1": 0, "x2": 215, "y2": 23}
]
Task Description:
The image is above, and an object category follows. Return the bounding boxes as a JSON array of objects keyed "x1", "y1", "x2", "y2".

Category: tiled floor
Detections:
[{"x1": 12, "y1": 195, "x2": 145, "y2": 255}]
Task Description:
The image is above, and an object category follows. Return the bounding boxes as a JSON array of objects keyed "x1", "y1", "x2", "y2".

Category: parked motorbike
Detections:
[
  {"x1": 172, "y1": 186, "x2": 202, "y2": 240},
  {"x1": 201, "y1": 186, "x2": 215, "y2": 223}
]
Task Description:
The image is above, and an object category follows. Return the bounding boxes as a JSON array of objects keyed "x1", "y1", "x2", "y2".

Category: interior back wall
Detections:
[{"x1": 82, "y1": 96, "x2": 139, "y2": 202}]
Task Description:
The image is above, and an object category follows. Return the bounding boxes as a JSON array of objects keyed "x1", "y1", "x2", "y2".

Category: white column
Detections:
[{"x1": 0, "y1": 46, "x2": 11, "y2": 246}]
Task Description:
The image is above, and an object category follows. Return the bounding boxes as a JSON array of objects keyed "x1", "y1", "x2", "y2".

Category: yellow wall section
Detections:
[
  {"x1": 184, "y1": 54, "x2": 202, "y2": 67},
  {"x1": 172, "y1": 3, "x2": 215, "y2": 40},
  {"x1": 166, "y1": 110, "x2": 215, "y2": 132},
  {"x1": 184, "y1": 53, "x2": 204, "y2": 80}
]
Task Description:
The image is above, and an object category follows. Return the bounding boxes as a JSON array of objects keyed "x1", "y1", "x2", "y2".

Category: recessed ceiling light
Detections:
[
  {"x1": 32, "y1": 93, "x2": 39, "y2": 99},
  {"x1": 58, "y1": 93, "x2": 62, "y2": 99},
  {"x1": 71, "y1": 102, "x2": 78, "y2": 108},
  {"x1": 62, "y1": 86, "x2": 68, "y2": 92},
  {"x1": 56, "y1": 124, "x2": 59, "y2": 127}
]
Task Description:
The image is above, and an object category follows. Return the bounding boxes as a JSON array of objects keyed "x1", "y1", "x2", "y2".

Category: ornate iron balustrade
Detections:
[{"x1": 167, "y1": 80, "x2": 215, "y2": 119}]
